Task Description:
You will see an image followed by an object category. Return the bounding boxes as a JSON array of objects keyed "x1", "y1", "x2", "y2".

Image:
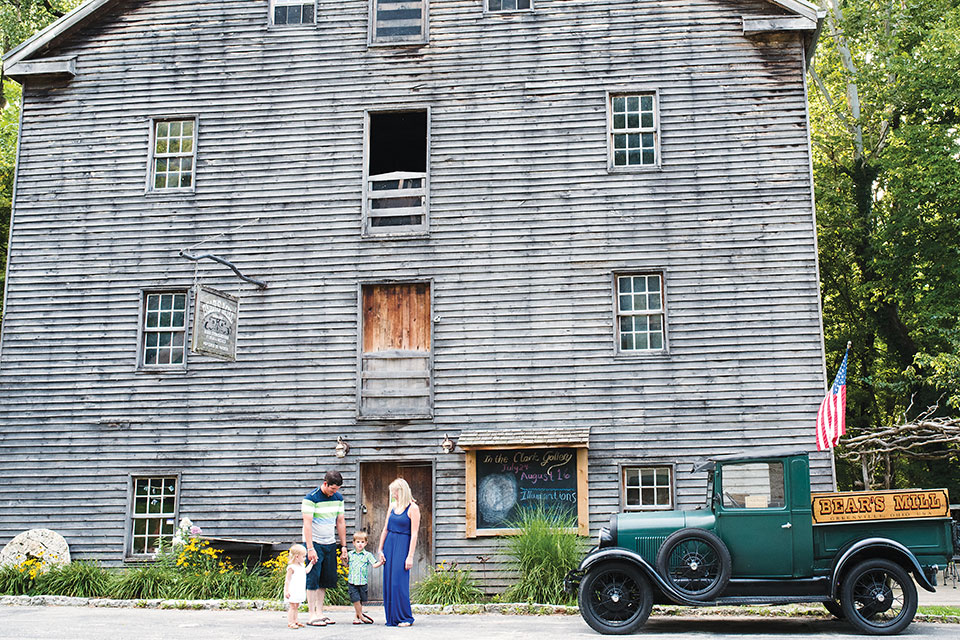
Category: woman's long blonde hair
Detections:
[{"x1": 389, "y1": 478, "x2": 413, "y2": 512}]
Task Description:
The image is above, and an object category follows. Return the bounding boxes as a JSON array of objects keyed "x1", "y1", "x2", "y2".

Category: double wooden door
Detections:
[{"x1": 359, "y1": 462, "x2": 433, "y2": 601}]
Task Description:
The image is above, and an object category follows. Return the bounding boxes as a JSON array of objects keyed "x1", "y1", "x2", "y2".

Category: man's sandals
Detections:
[{"x1": 306, "y1": 617, "x2": 335, "y2": 627}]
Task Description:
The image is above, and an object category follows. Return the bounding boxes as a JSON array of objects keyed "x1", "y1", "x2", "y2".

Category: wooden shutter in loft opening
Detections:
[{"x1": 360, "y1": 283, "x2": 431, "y2": 418}]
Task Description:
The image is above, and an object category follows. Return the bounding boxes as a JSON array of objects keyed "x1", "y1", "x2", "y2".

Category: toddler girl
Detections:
[{"x1": 284, "y1": 544, "x2": 315, "y2": 629}]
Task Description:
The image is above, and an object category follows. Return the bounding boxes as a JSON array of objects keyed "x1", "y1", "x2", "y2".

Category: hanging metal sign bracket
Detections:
[{"x1": 178, "y1": 251, "x2": 267, "y2": 289}]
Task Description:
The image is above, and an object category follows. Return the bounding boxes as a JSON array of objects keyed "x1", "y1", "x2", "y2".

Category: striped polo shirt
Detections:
[{"x1": 301, "y1": 487, "x2": 345, "y2": 545}]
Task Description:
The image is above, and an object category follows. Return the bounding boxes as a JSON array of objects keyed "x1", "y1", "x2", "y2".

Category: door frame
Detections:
[{"x1": 355, "y1": 457, "x2": 436, "y2": 570}]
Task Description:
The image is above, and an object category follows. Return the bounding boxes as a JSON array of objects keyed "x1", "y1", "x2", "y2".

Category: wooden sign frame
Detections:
[
  {"x1": 811, "y1": 488, "x2": 950, "y2": 524},
  {"x1": 465, "y1": 445, "x2": 589, "y2": 538}
]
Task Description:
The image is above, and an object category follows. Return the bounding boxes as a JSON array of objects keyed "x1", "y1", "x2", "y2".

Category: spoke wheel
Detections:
[
  {"x1": 823, "y1": 599, "x2": 845, "y2": 619},
  {"x1": 840, "y1": 559, "x2": 917, "y2": 635},
  {"x1": 656, "y1": 528, "x2": 731, "y2": 600},
  {"x1": 577, "y1": 562, "x2": 652, "y2": 635}
]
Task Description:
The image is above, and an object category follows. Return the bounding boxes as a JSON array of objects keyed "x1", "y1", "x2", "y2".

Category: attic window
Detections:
[
  {"x1": 371, "y1": 0, "x2": 427, "y2": 45},
  {"x1": 488, "y1": 0, "x2": 532, "y2": 11},
  {"x1": 272, "y1": 0, "x2": 315, "y2": 25}
]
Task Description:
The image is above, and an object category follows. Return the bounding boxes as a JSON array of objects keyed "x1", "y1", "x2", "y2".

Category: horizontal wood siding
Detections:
[{"x1": 0, "y1": 0, "x2": 830, "y2": 588}]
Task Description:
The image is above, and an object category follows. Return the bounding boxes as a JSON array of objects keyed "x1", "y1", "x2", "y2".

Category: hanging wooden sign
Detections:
[
  {"x1": 811, "y1": 488, "x2": 950, "y2": 524},
  {"x1": 192, "y1": 285, "x2": 239, "y2": 361}
]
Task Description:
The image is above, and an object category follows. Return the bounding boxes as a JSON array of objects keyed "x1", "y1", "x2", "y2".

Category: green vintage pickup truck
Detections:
[{"x1": 565, "y1": 449, "x2": 958, "y2": 635}]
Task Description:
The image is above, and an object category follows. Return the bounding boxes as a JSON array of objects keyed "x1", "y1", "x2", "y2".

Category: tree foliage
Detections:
[{"x1": 810, "y1": 0, "x2": 960, "y2": 490}]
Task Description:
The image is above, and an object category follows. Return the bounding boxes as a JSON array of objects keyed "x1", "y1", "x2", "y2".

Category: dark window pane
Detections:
[
  {"x1": 613, "y1": 96, "x2": 625, "y2": 113},
  {"x1": 489, "y1": 0, "x2": 502, "y2": 9},
  {"x1": 618, "y1": 277, "x2": 631, "y2": 293},
  {"x1": 627, "y1": 96, "x2": 639, "y2": 111},
  {"x1": 641, "y1": 112, "x2": 654, "y2": 128},
  {"x1": 627, "y1": 488, "x2": 640, "y2": 506},
  {"x1": 656, "y1": 488, "x2": 670, "y2": 504},
  {"x1": 641, "y1": 488, "x2": 655, "y2": 505},
  {"x1": 620, "y1": 334, "x2": 633, "y2": 350},
  {"x1": 628, "y1": 150, "x2": 642, "y2": 165},
  {"x1": 614, "y1": 150, "x2": 626, "y2": 165}
]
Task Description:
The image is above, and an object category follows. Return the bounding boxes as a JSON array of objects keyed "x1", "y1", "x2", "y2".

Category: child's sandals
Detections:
[
  {"x1": 288, "y1": 623, "x2": 300, "y2": 629},
  {"x1": 353, "y1": 618, "x2": 363, "y2": 625}
]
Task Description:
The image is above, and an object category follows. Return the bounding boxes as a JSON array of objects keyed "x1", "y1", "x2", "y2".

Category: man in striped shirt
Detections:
[{"x1": 301, "y1": 470, "x2": 348, "y2": 626}]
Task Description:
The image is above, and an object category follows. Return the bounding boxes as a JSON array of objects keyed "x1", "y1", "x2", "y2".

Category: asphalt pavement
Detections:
[{"x1": 0, "y1": 604, "x2": 957, "y2": 640}]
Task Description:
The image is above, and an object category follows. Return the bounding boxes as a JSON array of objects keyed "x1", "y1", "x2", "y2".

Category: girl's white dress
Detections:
[{"x1": 286, "y1": 564, "x2": 307, "y2": 604}]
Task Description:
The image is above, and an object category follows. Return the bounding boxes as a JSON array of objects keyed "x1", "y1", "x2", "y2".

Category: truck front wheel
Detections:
[
  {"x1": 840, "y1": 559, "x2": 917, "y2": 635},
  {"x1": 578, "y1": 562, "x2": 653, "y2": 634}
]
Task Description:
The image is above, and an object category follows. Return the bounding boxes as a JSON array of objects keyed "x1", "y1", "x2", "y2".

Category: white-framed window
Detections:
[
  {"x1": 271, "y1": 0, "x2": 315, "y2": 25},
  {"x1": 615, "y1": 273, "x2": 666, "y2": 352},
  {"x1": 487, "y1": 0, "x2": 532, "y2": 11},
  {"x1": 370, "y1": 0, "x2": 427, "y2": 45},
  {"x1": 148, "y1": 118, "x2": 196, "y2": 191},
  {"x1": 128, "y1": 475, "x2": 179, "y2": 556},
  {"x1": 140, "y1": 291, "x2": 188, "y2": 368},
  {"x1": 623, "y1": 466, "x2": 672, "y2": 510},
  {"x1": 364, "y1": 110, "x2": 429, "y2": 236},
  {"x1": 609, "y1": 93, "x2": 659, "y2": 169}
]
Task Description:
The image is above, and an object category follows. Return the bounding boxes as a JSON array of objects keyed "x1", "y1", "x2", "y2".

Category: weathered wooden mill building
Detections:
[{"x1": 1, "y1": 0, "x2": 830, "y2": 592}]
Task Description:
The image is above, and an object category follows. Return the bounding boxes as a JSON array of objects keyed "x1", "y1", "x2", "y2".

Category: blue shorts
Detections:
[
  {"x1": 348, "y1": 583, "x2": 368, "y2": 603},
  {"x1": 306, "y1": 542, "x2": 339, "y2": 590}
]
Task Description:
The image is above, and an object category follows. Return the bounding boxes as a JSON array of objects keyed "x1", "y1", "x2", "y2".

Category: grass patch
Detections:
[
  {"x1": 35, "y1": 561, "x2": 112, "y2": 598},
  {"x1": 918, "y1": 605, "x2": 960, "y2": 616},
  {"x1": 501, "y1": 506, "x2": 585, "y2": 606},
  {"x1": 413, "y1": 562, "x2": 484, "y2": 605}
]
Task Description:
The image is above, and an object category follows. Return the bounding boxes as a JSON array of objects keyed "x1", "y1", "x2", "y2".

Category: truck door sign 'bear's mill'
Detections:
[{"x1": 192, "y1": 285, "x2": 239, "y2": 361}]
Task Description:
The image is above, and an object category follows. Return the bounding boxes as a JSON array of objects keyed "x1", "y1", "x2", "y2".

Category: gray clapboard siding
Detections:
[{"x1": 0, "y1": 0, "x2": 830, "y2": 584}]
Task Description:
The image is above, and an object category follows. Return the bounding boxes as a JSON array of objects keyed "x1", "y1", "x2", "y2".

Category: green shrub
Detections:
[
  {"x1": 35, "y1": 561, "x2": 112, "y2": 598},
  {"x1": 0, "y1": 562, "x2": 37, "y2": 595},
  {"x1": 111, "y1": 564, "x2": 177, "y2": 600},
  {"x1": 412, "y1": 561, "x2": 484, "y2": 605},
  {"x1": 501, "y1": 506, "x2": 584, "y2": 605}
]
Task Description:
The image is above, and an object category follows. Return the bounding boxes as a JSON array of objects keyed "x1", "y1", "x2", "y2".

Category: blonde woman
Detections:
[{"x1": 376, "y1": 478, "x2": 419, "y2": 627}]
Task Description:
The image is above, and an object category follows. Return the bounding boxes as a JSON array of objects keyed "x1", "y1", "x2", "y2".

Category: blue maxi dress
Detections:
[{"x1": 383, "y1": 504, "x2": 415, "y2": 626}]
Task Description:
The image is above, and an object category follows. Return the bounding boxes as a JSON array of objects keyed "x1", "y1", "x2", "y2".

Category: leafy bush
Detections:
[
  {"x1": 501, "y1": 506, "x2": 584, "y2": 605},
  {"x1": 0, "y1": 562, "x2": 37, "y2": 595},
  {"x1": 111, "y1": 564, "x2": 177, "y2": 600},
  {"x1": 412, "y1": 561, "x2": 484, "y2": 605},
  {"x1": 35, "y1": 561, "x2": 112, "y2": 598}
]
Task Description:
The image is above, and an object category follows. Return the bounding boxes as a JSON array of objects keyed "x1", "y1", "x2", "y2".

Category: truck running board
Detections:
[{"x1": 714, "y1": 596, "x2": 831, "y2": 606}]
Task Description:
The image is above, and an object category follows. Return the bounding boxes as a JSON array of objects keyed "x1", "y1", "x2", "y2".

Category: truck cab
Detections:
[{"x1": 567, "y1": 449, "x2": 958, "y2": 635}]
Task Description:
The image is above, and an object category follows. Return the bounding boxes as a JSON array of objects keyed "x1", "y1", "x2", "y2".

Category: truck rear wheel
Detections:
[
  {"x1": 577, "y1": 562, "x2": 653, "y2": 634},
  {"x1": 840, "y1": 558, "x2": 917, "y2": 635},
  {"x1": 656, "y1": 528, "x2": 731, "y2": 600}
]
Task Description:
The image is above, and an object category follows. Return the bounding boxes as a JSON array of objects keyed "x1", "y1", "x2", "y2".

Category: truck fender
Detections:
[
  {"x1": 830, "y1": 537, "x2": 936, "y2": 599},
  {"x1": 577, "y1": 547, "x2": 709, "y2": 607}
]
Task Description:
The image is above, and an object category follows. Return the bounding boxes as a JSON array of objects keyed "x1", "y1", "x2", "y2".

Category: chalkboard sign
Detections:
[{"x1": 474, "y1": 447, "x2": 578, "y2": 530}]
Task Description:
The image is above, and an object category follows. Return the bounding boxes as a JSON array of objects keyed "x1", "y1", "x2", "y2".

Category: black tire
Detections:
[
  {"x1": 656, "y1": 528, "x2": 732, "y2": 600},
  {"x1": 840, "y1": 559, "x2": 917, "y2": 635},
  {"x1": 577, "y1": 562, "x2": 653, "y2": 635},
  {"x1": 824, "y1": 599, "x2": 845, "y2": 619}
]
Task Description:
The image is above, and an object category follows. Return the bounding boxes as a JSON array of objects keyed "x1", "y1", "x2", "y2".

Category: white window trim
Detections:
[
  {"x1": 483, "y1": 0, "x2": 534, "y2": 15},
  {"x1": 362, "y1": 108, "x2": 431, "y2": 238},
  {"x1": 606, "y1": 90, "x2": 661, "y2": 172},
  {"x1": 612, "y1": 271, "x2": 669, "y2": 356},
  {"x1": 368, "y1": 0, "x2": 429, "y2": 47},
  {"x1": 269, "y1": 0, "x2": 318, "y2": 27},
  {"x1": 124, "y1": 472, "x2": 181, "y2": 560},
  {"x1": 620, "y1": 463, "x2": 675, "y2": 511},
  {"x1": 145, "y1": 116, "x2": 198, "y2": 194},
  {"x1": 137, "y1": 288, "x2": 191, "y2": 371}
]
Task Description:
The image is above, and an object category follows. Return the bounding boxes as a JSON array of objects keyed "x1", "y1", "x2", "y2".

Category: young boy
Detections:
[{"x1": 347, "y1": 531, "x2": 383, "y2": 624}]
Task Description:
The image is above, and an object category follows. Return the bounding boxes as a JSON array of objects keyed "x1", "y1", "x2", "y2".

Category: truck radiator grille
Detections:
[{"x1": 636, "y1": 536, "x2": 667, "y2": 563}]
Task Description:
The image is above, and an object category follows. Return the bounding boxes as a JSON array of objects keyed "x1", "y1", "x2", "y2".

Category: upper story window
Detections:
[
  {"x1": 623, "y1": 466, "x2": 672, "y2": 510},
  {"x1": 609, "y1": 93, "x2": 658, "y2": 169},
  {"x1": 128, "y1": 476, "x2": 178, "y2": 556},
  {"x1": 141, "y1": 291, "x2": 188, "y2": 368},
  {"x1": 359, "y1": 282, "x2": 432, "y2": 419},
  {"x1": 272, "y1": 0, "x2": 315, "y2": 25},
  {"x1": 616, "y1": 273, "x2": 665, "y2": 353},
  {"x1": 371, "y1": 0, "x2": 427, "y2": 45},
  {"x1": 364, "y1": 110, "x2": 428, "y2": 236},
  {"x1": 487, "y1": 0, "x2": 531, "y2": 11},
  {"x1": 149, "y1": 119, "x2": 196, "y2": 191}
]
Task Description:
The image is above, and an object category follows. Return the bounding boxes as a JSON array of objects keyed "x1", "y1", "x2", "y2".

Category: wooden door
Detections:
[{"x1": 359, "y1": 462, "x2": 433, "y2": 601}]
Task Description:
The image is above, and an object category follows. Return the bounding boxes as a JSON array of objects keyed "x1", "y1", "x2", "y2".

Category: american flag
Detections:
[{"x1": 816, "y1": 345, "x2": 849, "y2": 451}]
